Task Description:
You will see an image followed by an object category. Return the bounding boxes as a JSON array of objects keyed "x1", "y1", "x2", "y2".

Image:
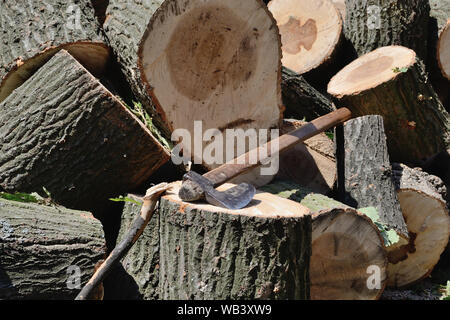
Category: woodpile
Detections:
[{"x1": 1, "y1": 0, "x2": 449, "y2": 301}]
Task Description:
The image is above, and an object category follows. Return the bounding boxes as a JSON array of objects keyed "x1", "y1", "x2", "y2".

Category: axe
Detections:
[{"x1": 179, "y1": 107, "x2": 352, "y2": 209}]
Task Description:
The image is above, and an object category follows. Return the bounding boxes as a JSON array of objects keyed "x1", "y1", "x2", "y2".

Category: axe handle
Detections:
[{"x1": 204, "y1": 107, "x2": 352, "y2": 186}]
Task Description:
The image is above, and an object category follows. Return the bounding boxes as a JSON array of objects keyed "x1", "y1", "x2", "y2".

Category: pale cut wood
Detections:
[
  {"x1": 259, "y1": 181, "x2": 388, "y2": 300},
  {"x1": 105, "y1": 0, "x2": 282, "y2": 169},
  {"x1": 331, "y1": 0, "x2": 345, "y2": 20},
  {"x1": 438, "y1": 20, "x2": 450, "y2": 80},
  {"x1": 387, "y1": 164, "x2": 450, "y2": 288},
  {"x1": 157, "y1": 181, "x2": 311, "y2": 299},
  {"x1": 0, "y1": 0, "x2": 110, "y2": 103},
  {"x1": 328, "y1": 46, "x2": 450, "y2": 165}
]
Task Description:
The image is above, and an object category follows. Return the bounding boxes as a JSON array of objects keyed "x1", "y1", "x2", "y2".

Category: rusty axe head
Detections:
[{"x1": 179, "y1": 171, "x2": 256, "y2": 210}]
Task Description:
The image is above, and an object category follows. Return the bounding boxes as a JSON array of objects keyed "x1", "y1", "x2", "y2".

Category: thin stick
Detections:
[{"x1": 75, "y1": 183, "x2": 172, "y2": 300}]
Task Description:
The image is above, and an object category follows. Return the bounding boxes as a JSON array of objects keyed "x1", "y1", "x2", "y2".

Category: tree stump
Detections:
[
  {"x1": 281, "y1": 67, "x2": 336, "y2": 121},
  {"x1": 0, "y1": 0, "x2": 110, "y2": 103},
  {"x1": 260, "y1": 181, "x2": 388, "y2": 300},
  {"x1": 341, "y1": 115, "x2": 409, "y2": 239},
  {"x1": 104, "y1": 0, "x2": 283, "y2": 167},
  {"x1": 344, "y1": 0, "x2": 430, "y2": 61},
  {"x1": 387, "y1": 164, "x2": 450, "y2": 287},
  {"x1": 0, "y1": 50, "x2": 170, "y2": 216},
  {"x1": 268, "y1": 0, "x2": 347, "y2": 89},
  {"x1": 157, "y1": 182, "x2": 311, "y2": 300},
  {"x1": 328, "y1": 45, "x2": 450, "y2": 165},
  {"x1": 0, "y1": 198, "x2": 105, "y2": 299}
]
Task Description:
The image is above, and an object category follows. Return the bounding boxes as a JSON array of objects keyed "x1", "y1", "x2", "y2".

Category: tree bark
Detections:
[
  {"x1": 260, "y1": 181, "x2": 388, "y2": 300},
  {"x1": 430, "y1": 0, "x2": 450, "y2": 32},
  {"x1": 117, "y1": 197, "x2": 160, "y2": 300},
  {"x1": 328, "y1": 46, "x2": 450, "y2": 166},
  {"x1": 0, "y1": 50, "x2": 170, "y2": 216},
  {"x1": 0, "y1": 198, "x2": 105, "y2": 299},
  {"x1": 0, "y1": 0, "x2": 110, "y2": 103},
  {"x1": 387, "y1": 164, "x2": 450, "y2": 287},
  {"x1": 281, "y1": 67, "x2": 336, "y2": 121},
  {"x1": 158, "y1": 182, "x2": 311, "y2": 300},
  {"x1": 341, "y1": 115, "x2": 408, "y2": 239},
  {"x1": 344, "y1": 0, "x2": 430, "y2": 61},
  {"x1": 104, "y1": 0, "x2": 283, "y2": 168}
]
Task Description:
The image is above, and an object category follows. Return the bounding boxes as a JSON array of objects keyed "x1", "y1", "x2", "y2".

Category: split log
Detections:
[
  {"x1": 387, "y1": 164, "x2": 450, "y2": 288},
  {"x1": 331, "y1": 0, "x2": 346, "y2": 20},
  {"x1": 276, "y1": 119, "x2": 336, "y2": 195},
  {"x1": 281, "y1": 67, "x2": 336, "y2": 121},
  {"x1": 268, "y1": 0, "x2": 348, "y2": 89},
  {"x1": 104, "y1": 0, "x2": 282, "y2": 167},
  {"x1": 341, "y1": 115, "x2": 409, "y2": 239},
  {"x1": 0, "y1": 198, "x2": 105, "y2": 299},
  {"x1": 344, "y1": 0, "x2": 430, "y2": 61},
  {"x1": 438, "y1": 20, "x2": 450, "y2": 80},
  {"x1": 0, "y1": 50, "x2": 170, "y2": 216},
  {"x1": 158, "y1": 182, "x2": 311, "y2": 300},
  {"x1": 0, "y1": 0, "x2": 110, "y2": 103},
  {"x1": 260, "y1": 181, "x2": 388, "y2": 300},
  {"x1": 328, "y1": 45, "x2": 450, "y2": 166},
  {"x1": 116, "y1": 197, "x2": 160, "y2": 300}
]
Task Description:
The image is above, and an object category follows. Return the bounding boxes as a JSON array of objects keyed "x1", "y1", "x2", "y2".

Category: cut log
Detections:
[
  {"x1": 268, "y1": 0, "x2": 347, "y2": 89},
  {"x1": 117, "y1": 197, "x2": 160, "y2": 300},
  {"x1": 430, "y1": 0, "x2": 450, "y2": 32},
  {"x1": 344, "y1": 0, "x2": 430, "y2": 61},
  {"x1": 387, "y1": 164, "x2": 450, "y2": 288},
  {"x1": 331, "y1": 0, "x2": 346, "y2": 20},
  {"x1": 341, "y1": 115, "x2": 409, "y2": 239},
  {"x1": 281, "y1": 67, "x2": 336, "y2": 121},
  {"x1": 0, "y1": 198, "x2": 105, "y2": 299},
  {"x1": 276, "y1": 119, "x2": 336, "y2": 195},
  {"x1": 104, "y1": 0, "x2": 282, "y2": 167},
  {"x1": 0, "y1": 0, "x2": 110, "y2": 103},
  {"x1": 438, "y1": 20, "x2": 450, "y2": 80},
  {"x1": 157, "y1": 181, "x2": 311, "y2": 300},
  {"x1": 328, "y1": 45, "x2": 450, "y2": 165},
  {"x1": 260, "y1": 181, "x2": 388, "y2": 300},
  {"x1": 0, "y1": 50, "x2": 170, "y2": 216}
]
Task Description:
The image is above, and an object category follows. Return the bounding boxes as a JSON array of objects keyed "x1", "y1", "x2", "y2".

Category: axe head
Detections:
[{"x1": 179, "y1": 171, "x2": 256, "y2": 210}]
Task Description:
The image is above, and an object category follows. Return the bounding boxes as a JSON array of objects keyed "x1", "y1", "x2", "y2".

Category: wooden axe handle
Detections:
[{"x1": 204, "y1": 107, "x2": 352, "y2": 186}]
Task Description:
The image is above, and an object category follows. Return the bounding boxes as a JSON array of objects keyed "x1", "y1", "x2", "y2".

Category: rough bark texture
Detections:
[
  {"x1": 344, "y1": 0, "x2": 430, "y2": 60},
  {"x1": 330, "y1": 55, "x2": 450, "y2": 166},
  {"x1": 0, "y1": 50, "x2": 170, "y2": 216},
  {"x1": 260, "y1": 181, "x2": 388, "y2": 300},
  {"x1": 103, "y1": 0, "x2": 170, "y2": 139},
  {"x1": 157, "y1": 193, "x2": 311, "y2": 300},
  {"x1": 281, "y1": 67, "x2": 336, "y2": 121},
  {"x1": 0, "y1": 0, "x2": 110, "y2": 102},
  {"x1": 0, "y1": 198, "x2": 105, "y2": 299},
  {"x1": 116, "y1": 198, "x2": 160, "y2": 300},
  {"x1": 430, "y1": 0, "x2": 450, "y2": 32},
  {"x1": 387, "y1": 163, "x2": 450, "y2": 287},
  {"x1": 342, "y1": 116, "x2": 408, "y2": 239}
]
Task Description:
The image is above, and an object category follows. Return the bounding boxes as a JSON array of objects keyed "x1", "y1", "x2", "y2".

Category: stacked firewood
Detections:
[{"x1": 0, "y1": 0, "x2": 449, "y2": 300}]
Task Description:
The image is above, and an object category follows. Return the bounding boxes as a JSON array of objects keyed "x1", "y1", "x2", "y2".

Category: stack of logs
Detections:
[{"x1": 0, "y1": 0, "x2": 449, "y2": 300}]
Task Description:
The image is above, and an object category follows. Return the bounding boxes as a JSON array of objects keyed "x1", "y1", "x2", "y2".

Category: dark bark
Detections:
[
  {"x1": 0, "y1": 0, "x2": 110, "y2": 102},
  {"x1": 91, "y1": 0, "x2": 109, "y2": 25},
  {"x1": 281, "y1": 67, "x2": 335, "y2": 121},
  {"x1": 0, "y1": 50, "x2": 170, "y2": 216},
  {"x1": 344, "y1": 0, "x2": 430, "y2": 61},
  {"x1": 0, "y1": 198, "x2": 105, "y2": 299},
  {"x1": 157, "y1": 195, "x2": 311, "y2": 300},
  {"x1": 331, "y1": 57, "x2": 450, "y2": 166},
  {"x1": 342, "y1": 116, "x2": 408, "y2": 239}
]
